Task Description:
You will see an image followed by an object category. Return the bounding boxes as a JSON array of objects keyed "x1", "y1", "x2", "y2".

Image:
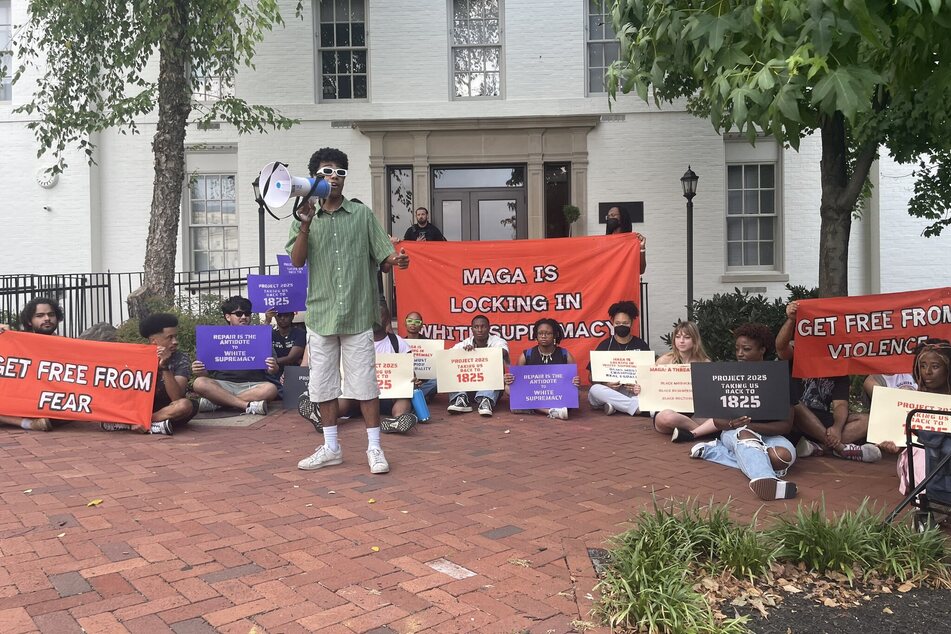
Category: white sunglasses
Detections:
[{"x1": 315, "y1": 167, "x2": 348, "y2": 178}]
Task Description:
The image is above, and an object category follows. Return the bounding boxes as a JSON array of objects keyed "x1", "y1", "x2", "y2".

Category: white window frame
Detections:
[
  {"x1": 584, "y1": 0, "x2": 620, "y2": 95},
  {"x1": 448, "y1": 0, "x2": 504, "y2": 100},
  {"x1": 186, "y1": 173, "x2": 240, "y2": 272},
  {"x1": 0, "y1": 0, "x2": 12, "y2": 103},
  {"x1": 314, "y1": 0, "x2": 369, "y2": 102}
]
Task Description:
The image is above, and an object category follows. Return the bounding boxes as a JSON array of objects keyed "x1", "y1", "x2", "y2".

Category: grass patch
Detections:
[{"x1": 594, "y1": 497, "x2": 949, "y2": 633}]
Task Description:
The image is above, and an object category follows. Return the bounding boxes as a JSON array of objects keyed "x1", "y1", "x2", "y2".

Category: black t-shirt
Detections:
[
  {"x1": 272, "y1": 327, "x2": 306, "y2": 365},
  {"x1": 525, "y1": 345, "x2": 569, "y2": 365},
  {"x1": 586, "y1": 335, "x2": 651, "y2": 370},
  {"x1": 403, "y1": 224, "x2": 446, "y2": 241},
  {"x1": 799, "y1": 375, "x2": 849, "y2": 411}
]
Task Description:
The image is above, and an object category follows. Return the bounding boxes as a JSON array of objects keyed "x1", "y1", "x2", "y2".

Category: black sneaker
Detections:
[
  {"x1": 380, "y1": 413, "x2": 418, "y2": 434},
  {"x1": 477, "y1": 397, "x2": 494, "y2": 417},
  {"x1": 298, "y1": 395, "x2": 323, "y2": 433},
  {"x1": 671, "y1": 428, "x2": 695, "y2": 443},
  {"x1": 447, "y1": 395, "x2": 472, "y2": 414}
]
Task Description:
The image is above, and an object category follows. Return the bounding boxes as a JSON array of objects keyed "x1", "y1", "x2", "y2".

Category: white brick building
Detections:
[{"x1": 1, "y1": 0, "x2": 948, "y2": 347}]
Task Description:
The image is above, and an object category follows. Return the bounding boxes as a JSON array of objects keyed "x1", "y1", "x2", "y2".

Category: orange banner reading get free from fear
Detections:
[
  {"x1": 792, "y1": 287, "x2": 951, "y2": 378},
  {"x1": 394, "y1": 234, "x2": 642, "y2": 381},
  {"x1": 0, "y1": 331, "x2": 158, "y2": 428}
]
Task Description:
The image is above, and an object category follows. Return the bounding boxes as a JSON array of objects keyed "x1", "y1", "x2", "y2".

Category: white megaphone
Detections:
[{"x1": 258, "y1": 161, "x2": 331, "y2": 208}]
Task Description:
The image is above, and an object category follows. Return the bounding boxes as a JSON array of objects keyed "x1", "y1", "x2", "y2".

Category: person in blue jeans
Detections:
[{"x1": 690, "y1": 323, "x2": 799, "y2": 501}]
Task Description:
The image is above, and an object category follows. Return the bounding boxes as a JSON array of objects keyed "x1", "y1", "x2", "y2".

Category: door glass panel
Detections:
[
  {"x1": 478, "y1": 199, "x2": 517, "y2": 241},
  {"x1": 434, "y1": 167, "x2": 525, "y2": 188},
  {"x1": 442, "y1": 200, "x2": 463, "y2": 241}
]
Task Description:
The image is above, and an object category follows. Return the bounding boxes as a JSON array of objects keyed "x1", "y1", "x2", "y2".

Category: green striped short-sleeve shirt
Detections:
[{"x1": 286, "y1": 198, "x2": 395, "y2": 336}]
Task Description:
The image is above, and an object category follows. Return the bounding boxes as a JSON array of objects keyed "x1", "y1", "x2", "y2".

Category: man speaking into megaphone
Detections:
[{"x1": 286, "y1": 147, "x2": 410, "y2": 476}]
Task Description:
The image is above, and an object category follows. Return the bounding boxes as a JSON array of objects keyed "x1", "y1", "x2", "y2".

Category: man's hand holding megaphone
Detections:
[{"x1": 296, "y1": 198, "x2": 317, "y2": 225}]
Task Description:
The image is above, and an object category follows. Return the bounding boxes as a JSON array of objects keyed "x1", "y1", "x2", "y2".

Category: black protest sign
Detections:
[
  {"x1": 690, "y1": 361, "x2": 791, "y2": 421},
  {"x1": 282, "y1": 366, "x2": 310, "y2": 410}
]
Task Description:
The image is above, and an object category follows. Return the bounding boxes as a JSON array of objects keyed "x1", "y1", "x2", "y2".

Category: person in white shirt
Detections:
[{"x1": 447, "y1": 315, "x2": 510, "y2": 417}]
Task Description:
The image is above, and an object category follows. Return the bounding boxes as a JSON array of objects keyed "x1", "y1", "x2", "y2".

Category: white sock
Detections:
[
  {"x1": 367, "y1": 426, "x2": 381, "y2": 450},
  {"x1": 20, "y1": 419, "x2": 32, "y2": 430},
  {"x1": 323, "y1": 425, "x2": 339, "y2": 452}
]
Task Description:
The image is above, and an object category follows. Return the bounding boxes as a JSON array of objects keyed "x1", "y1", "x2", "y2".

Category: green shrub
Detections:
[
  {"x1": 115, "y1": 293, "x2": 238, "y2": 360},
  {"x1": 662, "y1": 283, "x2": 818, "y2": 361}
]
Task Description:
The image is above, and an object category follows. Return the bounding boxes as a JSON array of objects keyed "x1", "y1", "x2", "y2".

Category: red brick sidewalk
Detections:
[{"x1": 0, "y1": 400, "x2": 902, "y2": 633}]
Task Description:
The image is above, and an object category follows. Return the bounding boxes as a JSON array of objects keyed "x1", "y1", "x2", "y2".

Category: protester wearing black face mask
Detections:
[
  {"x1": 586, "y1": 300, "x2": 652, "y2": 416},
  {"x1": 605, "y1": 206, "x2": 647, "y2": 274}
]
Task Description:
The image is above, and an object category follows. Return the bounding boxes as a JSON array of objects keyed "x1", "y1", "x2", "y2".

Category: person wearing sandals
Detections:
[
  {"x1": 504, "y1": 318, "x2": 581, "y2": 420},
  {"x1": 689, "y1": 323, "x2": 800, "y2": 501},
  {"x1": 652, "y1": 320, "x2": 717, "y2": 443}
]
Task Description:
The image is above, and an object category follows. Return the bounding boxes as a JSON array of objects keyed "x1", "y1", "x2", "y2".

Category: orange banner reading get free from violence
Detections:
[
  {"x1": 394, "y1": 234, "x2": 642, "y2": 381},
  {"x1": 792, "y1": 287, "x2": 951, "y2": 378},
  {"x1": 0, "y1": 331, "x2": 158, "y2": 428}
]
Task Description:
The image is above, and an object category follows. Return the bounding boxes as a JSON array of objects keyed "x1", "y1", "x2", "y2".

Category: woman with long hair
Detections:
[{"x1": 652, "y1": 320, "x2": 717, "y2": 442}]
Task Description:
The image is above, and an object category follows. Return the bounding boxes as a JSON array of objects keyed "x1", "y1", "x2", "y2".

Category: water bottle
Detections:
[{"x1": 411, "y1": 388, "x2": 430, "y2": 422}]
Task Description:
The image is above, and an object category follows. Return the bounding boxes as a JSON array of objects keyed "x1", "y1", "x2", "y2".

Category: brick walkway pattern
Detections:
[{"x1": 0, "y1": 397, "x2": 903, "y2": 633}]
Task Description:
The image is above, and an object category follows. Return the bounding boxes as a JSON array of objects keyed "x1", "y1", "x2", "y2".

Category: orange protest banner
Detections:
[
  {"x1": 792, "y1": 287, "x2": 951, "y2": 378},
  {"x1": 394, "y1": 234, "x2": 641, "y2": 382},
  {"x1": 0, "y1": 331, "x2": 158, "y2": 428}
]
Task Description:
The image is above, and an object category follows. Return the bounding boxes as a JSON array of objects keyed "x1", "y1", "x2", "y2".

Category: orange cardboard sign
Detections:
[
  {"x1": 394, "y1": 234, "x2": 641, "y2": 382},
  {"x1": 0, "y1": 331, "x2": 158, "y2": 428},
  {"x1": 792, "y1": 287, "x2": 951, "y2": 378}
]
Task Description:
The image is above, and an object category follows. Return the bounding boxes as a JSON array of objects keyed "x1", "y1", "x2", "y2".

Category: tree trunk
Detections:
[
  {"x1": 817, "y1": 112, "x2": 852, "y2": 299},
  {"x1": 128, "y1": 0, "x2": 192, "y2": 319}
]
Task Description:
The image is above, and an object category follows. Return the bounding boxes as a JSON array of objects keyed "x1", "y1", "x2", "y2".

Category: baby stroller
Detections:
[{"x1": 886, "y1": 408, "x2": 951, "y2": 530}]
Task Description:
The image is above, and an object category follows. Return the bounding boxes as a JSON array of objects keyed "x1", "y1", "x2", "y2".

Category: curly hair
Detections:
[
  {"x1": 139, "y1": 313, "x2": 178, "y2": 339},
  {"x1": 20, "y1": 296, "x2": 64, "y2": 331},
  {"x1": 608, "y1": 300, "x2": 639, "y2": 320},
  {"x1": 733, "y1": 322, "x2": 775, "y2": 357},
  {"x1": 605, "y1": 207, "x2": 633, "y2": 234},
  {"x1": 912, "y1": 338, "x2": 951, "y2": 394},
  {"x1": 308, "y1": 147, "x2": 350, "y2": 175},
  {"x1": 533, "y1": 317, "x2": 563, "y2": 344}
]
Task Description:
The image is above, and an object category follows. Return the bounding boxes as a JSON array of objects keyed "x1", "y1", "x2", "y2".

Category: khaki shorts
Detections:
[
  {"x1": 216, "y1": 380, "x2": 268, "y2": 397},
  {"x1": 306, "y1": 328, "x2": 379, "y2": 403}
]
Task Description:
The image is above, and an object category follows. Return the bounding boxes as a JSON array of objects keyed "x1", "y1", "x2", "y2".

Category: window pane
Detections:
[
  {"x1": 760, "y1": 242, "x2": 774, "y2": 266},
  {"x1": 207, "y1": 176, "x2": 221, "y2": 200},
  {"x1": 589, "y1": 68, "x2": 604, "y2": 93},
  {"x1": 225, "y1": 227, "x2": 238, "y2": 250},
  {"x1": 338, "y1": 76, "x2": 352, "y2": 99},
  {"x1": 744, "y1": 242, "x2": 758, "y2": 265},
  {"x1": 334, "y1": 0, "x2": 347, "y2": 20},
  {"x1": 191, "y1": 206, "x2": 206, "y2": 225},
  {"x1": 336, "y1": 50, "x2": 350, "y2": 74},
  {"x1": 484, "y1": 19, "x2": 500, "y2": 44},
  {"x1": 221, "y1": 200, "x2": 236, "y2": 218},
  {"x1": 760, "y1": 164, "x2": 775, "y2": 188},
  {"x1": 727, "y1": 165, "x2": 743, "y2": 189},
  {"x1": 727, "y1": 218, "x2": 741, "y2": 241},
  {"x1": 321, "y1": 51, "x2": 336, "y2": 75},
  {"x1": 435, "y1": 167, "x2": 523, "y2": 188},
  {"x1": 743, "y1": 218, "x2": 758, "y2": 240},
  {"x1": 485, "y1": 0, "x2": 499, "y2": 19},
  {"x1": 335, "y1": 23, "x2": 350, "y2": 47},
  {"x1": 760, "y1": 189, "x2": 774, "y2": 213},
  {"x1": 351, "y1": 22, "x2": 365, "y2": 46},
  {"x1": 605, "y1": 41, "x2": 620, "y2": 66},
  {"x1": 760, "y1": 217, "x2": 774, "y2": 240},
  {"x1": 478, "y1": 199, "x2": 517, "y2": 241},
  {"x1": 352, "y1": 50, "x2": 366, "y2": 73},
  {"x1": 442, "y1": 200, "x2": 463, "y2": 241},
  {"x1": 483, "y1": 71, "x2": 500, "y2": 96},
  {"x1": 728, "y1": 243, "x2": 742, "y2": 266},
  {"x1": 744, "y1": 164, "x2": 758, "y2": 188},
  {"x1": 320, "y1": 23, "x2": 335, "y2": 46},
  {"x1": 190, "y1": 176, "x2": 204, "y2": 199},
  {"x1": 388, "y1": 167, "x2": 414, "y2": 235},
  {"x1": 323, "y1": 75, "x2": 338, "y2": 99},
  {"x1": 727, "y1": 190, "x2": 743, "y2": 215},
  {"x1": 589, "y1": 43, "x2": 603, "y2": 66},
  {"x1": 744, "y1": 190, "x2": 759, "y2": 214},
  {"x1": 454, "y1": 72, "x2": 471, "y2": 97},
  {"x1": 350, "y1": 0, "x2": 365, "y2": 21},
  {"x1": 226, "y1": 251, "x2": 239, "y2": 268},
  {"x1": 319, "y1": 0, "x2": 334, "y2": 21},
  {"x1": 194, "y1": 251, "x2": 209, "y2": 271},
  {"x1": 453, "y1": 49, "x2": 468, "y2": 72},
  {"x1": 589, "y1": 16, "x2": 603, "y2": 40},
  {"x1": 209, "y1": 252, "x2": 225, "y2": 270},
  {"x1": 221, "y1": 175, "x2": 235, "y2": 200},
  {"x1": 353, "y1": 75, "x2": 367, "y2": 98},
  {"x1": 193, "y1": 227, "x2": 208, "y2": 250},
  {"x1": 209, "y1": 227, "x2": 224, "y2": 251}
]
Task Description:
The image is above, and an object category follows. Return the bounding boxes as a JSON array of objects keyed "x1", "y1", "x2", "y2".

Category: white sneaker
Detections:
[
  {"x1": 245, "y1": 400, "x2": 268, "y2": 415},
  {"x1": 198, "y1": 398, "x2": 219, "y2": 413},
  {"x1": 150, "y1": 420, "x2": 173, "y2": 435},
  {"x1": 547, "y1": 407, "x2": 568, "y2": 420},
  {"x1": 477, "y1": 397, "x2": 494, "y2": 417},
  {"x1": 367, "y1": 447, "x2": 390, "y2": 474},
  {"x1": 603, "y1": 403, "x2": 616, "y2": 416},
  {"x1": 690, "y1": 441, "x2": 716, "y2": 459},
  {"x1": 297, "y1": 445, "x2": 343, "y2": 470}
]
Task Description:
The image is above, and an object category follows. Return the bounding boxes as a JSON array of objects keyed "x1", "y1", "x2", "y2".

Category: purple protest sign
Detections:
[
  {"x1": 196, "y1": 325, "x2": 273, "y2": 370},
  {"x1": 276, "y1": 254, "x2": 308, "y2": 277},
  {"x1": 247, "y1": 274, "x2": 307, "y2": 312},
  {"x1": 508, "y1": 364, "x2": 579, "y2": 410}
]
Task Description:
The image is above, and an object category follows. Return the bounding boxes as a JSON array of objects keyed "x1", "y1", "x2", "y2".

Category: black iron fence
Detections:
[{"x1": 1, "y1": 268, "x2": 650, "y2": 341}]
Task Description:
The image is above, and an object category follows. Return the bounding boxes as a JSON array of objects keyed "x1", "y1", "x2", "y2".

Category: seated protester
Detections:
[
  {"x1": 403, "y1": 311, "x2": 437, "y2": 401},
  {"x1": 0, "y1": 297, "x2": 64, "y2": 432},
  {"x1": 587, "y1": 300, "x2": 650, "y2": 416},
  {"x1": 862, "y1": 372, "x2": 917, "y2": 409},
  {"x1": 690, "y1": 323, "x2": 799, "y2": 501},
  {"x1": 504, "y1": 318, "x2": 580, "y2": 420},
  {"x1": 878, "y1": 339, "x2": 951, "y2": 494},
  {"x1": 267, "y1": 309, "x2": 306, "y2": 380},
  {"x1": 447, "y1": 314, "x2": 510, "y2": 417},
  {"x1": 101, "y1": 313, "x2": 198, "y2": 435},
  {"x1": 651, "y1": 320, "x2": 718, "y2": 442},
  {"x1": 191, "y1": 296, "x2": 279, "y2": 415},
  {"x1": 777, "y1": 301, "x2": 880, "y2": 462},
  {"x1": 338, "y1": 317, "x2": 419, "y2": 434}
]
